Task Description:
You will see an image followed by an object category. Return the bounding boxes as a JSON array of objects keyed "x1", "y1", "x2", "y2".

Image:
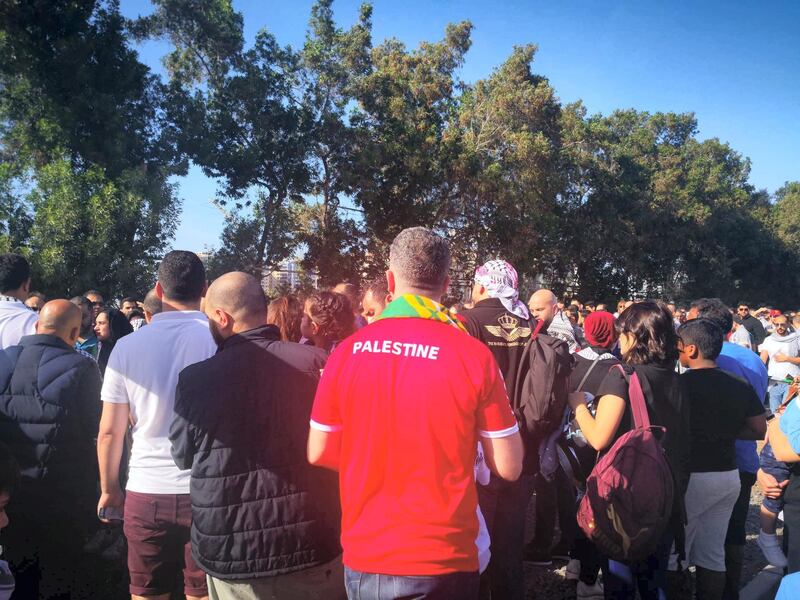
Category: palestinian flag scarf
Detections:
[{"x1": 377, "y1": 294, "x2": 467, "y2": 333}]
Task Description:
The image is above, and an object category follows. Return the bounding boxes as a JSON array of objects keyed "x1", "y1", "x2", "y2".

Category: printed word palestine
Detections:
[{"x1": 352, "y1": 340, "x2": 441, "y2": 360}]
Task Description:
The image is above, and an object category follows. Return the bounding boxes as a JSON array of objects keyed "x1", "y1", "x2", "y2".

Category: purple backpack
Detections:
[{"x1": 576, "y1": 365, "x2": 674, "y2": 562}]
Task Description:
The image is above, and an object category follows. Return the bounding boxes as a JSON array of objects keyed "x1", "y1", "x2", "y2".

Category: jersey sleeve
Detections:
[
  {"x1": 309, "y1": 344, "x2": 345, "y2": 433},
  {"x1": 477, "y1": 357, "x2": 519, "y2": 439},
  {"x1": 100, "y1": 344, "x2": 129, "y2": 404}
]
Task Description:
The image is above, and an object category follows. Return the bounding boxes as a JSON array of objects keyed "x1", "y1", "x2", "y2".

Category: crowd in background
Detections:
[{"x1": 0, "y1": 230, "x2": 800, "y2": 600}]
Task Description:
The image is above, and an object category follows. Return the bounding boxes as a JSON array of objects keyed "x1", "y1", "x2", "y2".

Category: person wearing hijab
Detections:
[
  {"x1": 94, "y1": 307, "x2": 134, "y2": 375},
  {"x1": 461, "y1": 259, "x2": 533, "y2": 600}
]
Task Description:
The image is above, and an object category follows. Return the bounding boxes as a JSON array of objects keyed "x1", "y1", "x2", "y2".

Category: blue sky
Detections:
[{"x1": 120, "y1": 0, "x2": 800, "y2": 252}]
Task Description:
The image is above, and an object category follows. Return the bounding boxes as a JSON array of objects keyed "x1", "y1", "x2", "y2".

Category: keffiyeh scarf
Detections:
[{"x1": 474, "y1": 260, "x2": 529, "y2": 320}]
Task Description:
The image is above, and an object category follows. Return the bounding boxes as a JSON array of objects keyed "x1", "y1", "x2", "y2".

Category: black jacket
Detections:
[
  {"x1": 461, "y1": 298, "x2": 533, "y2": 402},
  {"x1": 170, "y1": 325, "x2": 341, "y2": 579},
  {"x1": 0, "y1": 334, "x2": 102, "y2": 509},
  {"x1": 741, "y1": 314, "x2": 767, "y2": 349}
]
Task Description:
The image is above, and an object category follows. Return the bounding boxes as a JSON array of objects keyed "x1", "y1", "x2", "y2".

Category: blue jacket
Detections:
[{"x1": 0, "y1": 334, "x2": 102, "y2": 509}]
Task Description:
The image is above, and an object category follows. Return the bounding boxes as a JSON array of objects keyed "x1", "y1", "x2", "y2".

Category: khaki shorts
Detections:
[{"x1": 207, "y1": 555, "x2": 346, "y2": 600}]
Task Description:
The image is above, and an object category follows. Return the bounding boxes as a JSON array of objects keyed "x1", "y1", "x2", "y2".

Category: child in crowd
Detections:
[
  {"x1": 756, "y1": 378, "x2": 798, "y2": 568},
  {"x1": 0, "y1": 442, "x2": 20, "y2": 600},
  {"x1": 301, "y1": 290, "x2": 356, "y2": 353},
  {"x1": 677, "y1": 319, "x2": 767, "y2": 599}
]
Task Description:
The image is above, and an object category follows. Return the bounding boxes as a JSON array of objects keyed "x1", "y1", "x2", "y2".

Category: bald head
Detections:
[
  {"x1": 205, "y1": 272, "x2": 267, "y2": 341},
  {"x1": 528, "y1": 289, "x2": 558, "y2": 327},
  {"x1": 36, "y1": 300, "x2": 82, "y2": 345}
]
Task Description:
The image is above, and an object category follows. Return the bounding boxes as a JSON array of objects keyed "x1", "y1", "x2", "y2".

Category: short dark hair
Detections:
[
  {"x1": 127, "y1": 308, "x2": 145, "y2": 321},
  {"x1": 157, "y1": 251, "x2": 206, "y2": 302},
  {"x1": 679, "y1": 319, "x2": 723, "y2": 360},
  {"x1": 616, "y1": 300, "x2": 679, "y2": 367},
  {"x1": 363, "y1": 276, "x2": 389, "y2": 303},
  {"x1": 84, "y1": 289, "x2": 103, "y2": 298},
  {"x1": 27, "y1": 291, "x2": 45, "y2": 301},
  {"x1": 389, "y1": 227, "x2": 450, "y2": 294},
  {"x1": 0, "y1": 254, "x2": 30, "y2": 293},
  {"x1": 143, "y1": 289, "x2": 162, "y2": 316},
  {"x1": 0, "y1": 441, "x2": 20, "y2": 496},
  {"x1": 690, "y1": 298, "x2": 733, "y2": 335},
  {"x1": 737, "y1": 301, "x2": 749, "y2": 309},
  {"x1": 70, "y1": 295, "x2": 91, "y2": 310},
  {"x1": 120, "y1": 296, "x2": 137, "y2": 306}
]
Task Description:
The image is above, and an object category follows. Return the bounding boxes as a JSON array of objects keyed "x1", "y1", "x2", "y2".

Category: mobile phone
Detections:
[{"x1": 98, "y1": 506, "x2": 124, "y2": 522}]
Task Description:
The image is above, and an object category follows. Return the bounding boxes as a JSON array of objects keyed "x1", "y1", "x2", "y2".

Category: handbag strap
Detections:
[
  {"x1": 575, "y1": 356, "x2": 602, "y2": 392},
  {"x1": 613, "y1": 364, "x2": 651, "y2": 429}
]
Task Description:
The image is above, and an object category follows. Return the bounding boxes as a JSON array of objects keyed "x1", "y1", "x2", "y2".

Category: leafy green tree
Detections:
[
  {"x1": 297, "y1": 0, "x2": 373, "y2": 284},
  {"x1": 0, "y1": 0, "x2": 182, "y2": 296},
  {"x1": 447, "y1": 44, "x2": 563, "y2": 282}
]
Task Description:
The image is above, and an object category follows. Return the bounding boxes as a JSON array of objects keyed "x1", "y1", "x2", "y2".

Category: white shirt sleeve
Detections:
[{"x1": 101, "y1": 345, "x2": 129, "y2": 404}]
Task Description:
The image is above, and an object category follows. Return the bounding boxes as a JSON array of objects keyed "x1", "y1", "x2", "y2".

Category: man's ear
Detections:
[
  {"x1": 68, "y1": 325, "x2": 80, "y2": 345},
  {"x1": 155, "y1": 281, "x2": 164, "y2": 300},
  {"x1": 386, "y1": 270, "x2": 396, "y2": 295},
  {"x1": 440, "y1": 275, "x2": 450, "y2": 300},
  {"x1": 686, "y1": 343, "x2": 700, "y2": 360},
  {"x1": 22, "y1": 278, "x2": 31, "y2": 295}
]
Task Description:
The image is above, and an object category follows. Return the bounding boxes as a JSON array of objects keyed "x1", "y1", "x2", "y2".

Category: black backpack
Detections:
[{"x1": 512, "y1": 319, "x2": 574, "y2": 444}]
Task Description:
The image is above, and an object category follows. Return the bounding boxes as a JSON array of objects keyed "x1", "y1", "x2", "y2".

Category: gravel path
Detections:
[{"x1": 522, "y1": 483, "x2": 775, "y2": 599}]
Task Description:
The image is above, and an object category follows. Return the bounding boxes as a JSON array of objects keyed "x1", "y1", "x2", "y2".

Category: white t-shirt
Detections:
[
  {"x1": 760, "y1": 333, "x2": 800, "y2": 382},
  {"x1": 0, "y1": 298, "x2": 38, "y2": 349},
  {"x1": 101, "y1": 310, "x2": 216, "y2": 494}
]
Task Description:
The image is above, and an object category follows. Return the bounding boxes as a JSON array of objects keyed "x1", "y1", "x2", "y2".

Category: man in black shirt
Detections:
[
  {"x1": 461, "y1": 259, "x2": 532, "y2": 600},
  {"x1": 735, "y1": 302, "x2": 767, "y2": 351},
  {"x1": 677, "y1": 319, "x2": 766, "y2": 599}
]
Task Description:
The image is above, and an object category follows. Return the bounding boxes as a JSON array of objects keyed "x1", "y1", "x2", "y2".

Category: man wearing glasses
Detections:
[
  {"x1": 737, "y1": 303, "x2": 767, "y2": 352},
  {"x1": 84, "y1": 290, "x2": 105, "y2": 318}
]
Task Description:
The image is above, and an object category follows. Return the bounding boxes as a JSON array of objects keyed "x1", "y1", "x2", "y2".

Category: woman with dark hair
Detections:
[
  {"x1": 94, "y1": 307, "x2": 134, "y2": 375},
  {"x1": 267, "y1": 295, "x2": 304, "y2": 342},
  {"x1": 567, "y1": 301, "x2": 690, "y2": 600},
  {"x1": 301, "y1": 291, "x2": 355, "y2": 353}
]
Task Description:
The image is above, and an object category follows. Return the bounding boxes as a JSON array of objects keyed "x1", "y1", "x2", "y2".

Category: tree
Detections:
[
  {"x1": 351, "y1": 21, "x2": 473, "y2": 251},
  {"x1": 296, "y1": 0, "x2": 373, "y2": 285},
  {"x1": 142, "y1": 0, "x2": 311, "y2": 278},
  {"x1": 0, "y1": 0, "x2": 182, "y2": 296},
  {"x1": 446, "y1": 44, "x2": 564, "y2": 282}
]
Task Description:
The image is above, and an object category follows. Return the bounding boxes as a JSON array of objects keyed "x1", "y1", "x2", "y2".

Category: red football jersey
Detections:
[{"x1": 310, "y1": 317, "x2": 518, "y2": 575}]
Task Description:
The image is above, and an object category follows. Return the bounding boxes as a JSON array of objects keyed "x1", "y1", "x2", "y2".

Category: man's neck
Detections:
[
  {"x1": 687, "y1": 358, "x2": 716, "y2": 370},
  {"x1": 160, "y1": 298, "x2": 202, "y2": 312},
  {"x1": 392, "y1": 286, "x2": 443, "y2": 303},
  {"x1": 0, "y1": 289, "x2": 25, "y2": 302}
]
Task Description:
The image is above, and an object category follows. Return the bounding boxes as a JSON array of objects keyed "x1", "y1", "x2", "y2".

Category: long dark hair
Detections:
[
  {"x1": 97, "y1": 307, "x2": 134, "y2": 374},
  {"x1": 616, "y1": 301, "x2": 679, "y2": 367},
  {"x1": 267, "y1": 295, "x2": 303, "y2": 342}
]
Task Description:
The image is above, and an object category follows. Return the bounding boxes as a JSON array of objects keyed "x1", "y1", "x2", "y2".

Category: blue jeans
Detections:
[
  {"x1": 769, "y1": 382, "x2": 789, "y2": 413},
  {"x1": 761, "y1": 441, "x2": 791, "y2": 514},
  {"x1": 344, "y1": 567, "x2": 479, "y2": 600},
  {"x1": 600, "y1": 532, "x2": 673, "y2": 600}
]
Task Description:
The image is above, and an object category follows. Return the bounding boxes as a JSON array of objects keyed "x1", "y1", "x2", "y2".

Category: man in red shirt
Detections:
[{"x1": 308, "y1": 227, "x2": 523, "y2": 599}]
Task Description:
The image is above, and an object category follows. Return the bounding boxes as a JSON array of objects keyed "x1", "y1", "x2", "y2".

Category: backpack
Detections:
[
  {"x1": 576, "y1": 364, "x2": 674, "y2": 562},
  {"x1": 512, "y1": 319, "x2": 573, "y2": 444}
]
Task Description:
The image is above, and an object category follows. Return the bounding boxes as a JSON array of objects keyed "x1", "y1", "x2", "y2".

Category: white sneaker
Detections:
[
  {"x1": 565, "y1": 558, "x2": 581, "y2": 581},
  {"x1": 577, "y1": 580, "x2": 604, "y2": 600},
  {"x1": 757, "y1": 531, "x2": 788, "y2": 568}
]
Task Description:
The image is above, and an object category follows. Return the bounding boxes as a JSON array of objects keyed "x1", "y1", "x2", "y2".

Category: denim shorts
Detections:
[{"x1": 760, "y1": 442, "x2": 791, "y2": 514}]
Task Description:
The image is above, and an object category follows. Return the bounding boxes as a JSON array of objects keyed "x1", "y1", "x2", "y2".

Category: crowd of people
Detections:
[{"x1": 1, "y1": 227, "x2": 800, "y2": 599}]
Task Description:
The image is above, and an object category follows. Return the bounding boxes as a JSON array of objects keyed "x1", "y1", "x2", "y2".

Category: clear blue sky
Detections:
[{"x1": 120, "y1": 0, "x2": 800, "y2": 253}]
